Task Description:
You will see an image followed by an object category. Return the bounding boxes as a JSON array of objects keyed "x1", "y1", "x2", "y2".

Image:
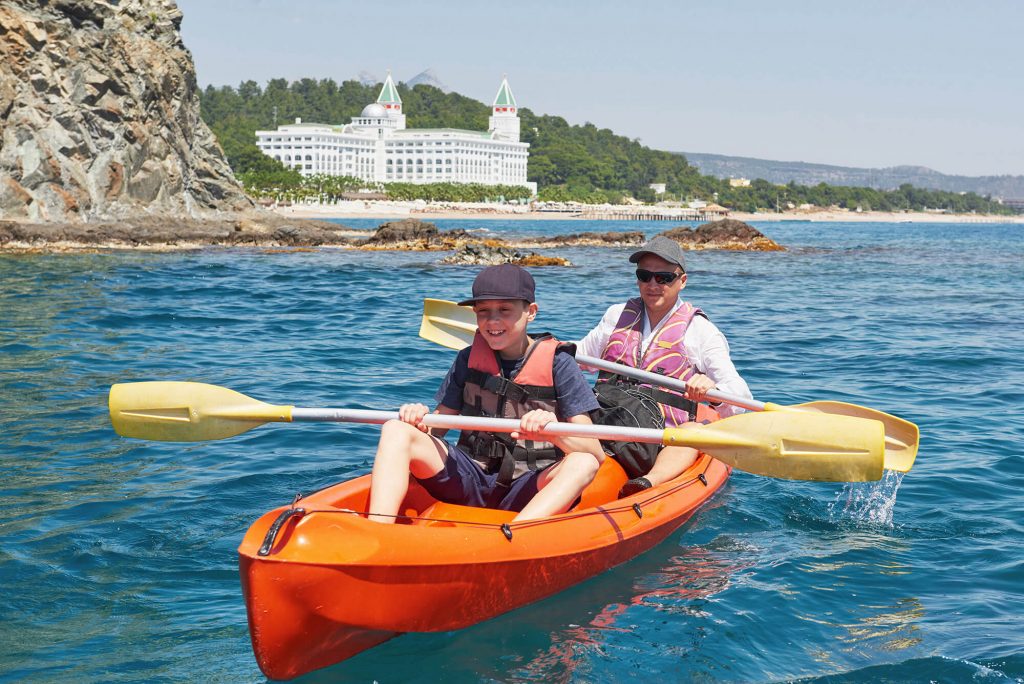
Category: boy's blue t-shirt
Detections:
[{"x1": 435, "y1": 345, "x2": 600, "y2": 420}]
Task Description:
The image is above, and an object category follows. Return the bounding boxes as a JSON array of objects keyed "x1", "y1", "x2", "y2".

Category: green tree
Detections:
[{"x1": 197, "y1": 77, "x2": 1019, "y2": 215}]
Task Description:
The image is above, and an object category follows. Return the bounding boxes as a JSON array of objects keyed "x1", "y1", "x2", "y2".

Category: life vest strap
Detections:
[
  {"x1": 466, "y1": 368, "x2": 558, "y2": 403},
  {"x1": 459, "y1": 431, "x2": 559, "y2": 488}
]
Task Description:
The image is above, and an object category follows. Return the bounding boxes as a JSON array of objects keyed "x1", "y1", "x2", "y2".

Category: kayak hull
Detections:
[{"x1": 239, "y1": 453, "x2": 729, "y2": 680}]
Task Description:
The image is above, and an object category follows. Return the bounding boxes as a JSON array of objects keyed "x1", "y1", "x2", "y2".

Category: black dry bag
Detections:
[{"x1": 591, "y1": 381, "x2": 665, "y2": 480}]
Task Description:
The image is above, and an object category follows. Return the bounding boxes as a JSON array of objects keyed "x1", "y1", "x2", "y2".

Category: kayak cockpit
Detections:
[{"x1": 288, "y1": 457, "x2": 630, "y2": 528}]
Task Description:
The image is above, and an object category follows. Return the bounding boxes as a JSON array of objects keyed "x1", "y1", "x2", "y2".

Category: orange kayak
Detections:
[{"x1": 238, "y1": 453, "x2": 730, "y2": 680}]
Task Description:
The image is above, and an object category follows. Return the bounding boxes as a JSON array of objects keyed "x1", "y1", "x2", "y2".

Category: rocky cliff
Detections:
[{"x1": 0, "y1": 0, "x2": 252, "y2": 221}]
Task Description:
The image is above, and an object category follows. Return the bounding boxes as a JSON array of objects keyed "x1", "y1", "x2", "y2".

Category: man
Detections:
[{"x1": 576, "y1": 236, "x2": 752, "y2": 496}]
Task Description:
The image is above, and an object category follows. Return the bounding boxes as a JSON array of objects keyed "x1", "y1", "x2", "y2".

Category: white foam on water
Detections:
[{"x1": 828, "y1": 469, "x2": 905, "y2": 526}]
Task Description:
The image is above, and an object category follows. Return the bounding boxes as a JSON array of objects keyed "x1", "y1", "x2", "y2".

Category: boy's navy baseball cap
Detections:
[{"x1": 458, "y1": 264, "x2": 536, "y2": 306}]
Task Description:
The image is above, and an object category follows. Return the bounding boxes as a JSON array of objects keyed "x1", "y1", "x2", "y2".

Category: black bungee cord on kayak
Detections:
[{"x1": 257, "y1": 461, "x2": 713, "y2": 550}]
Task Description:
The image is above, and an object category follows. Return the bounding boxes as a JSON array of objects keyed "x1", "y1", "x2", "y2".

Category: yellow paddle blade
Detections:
[
  {"x1": 421, "y1": 298, "x2": 476, "y2": 350},
  {"x1": 789, "y1": 401, "x2": 919, "y2": 473},
  {"x1": 665, "y1": 410, "x2": 885, "y2": 482},
  {"x1": 109, "y1": 382, "x2": 293, "y2": 442}
]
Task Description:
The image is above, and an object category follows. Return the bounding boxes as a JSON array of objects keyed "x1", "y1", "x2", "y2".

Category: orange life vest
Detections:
[{"x1": 458, "y1": 332, "x2": 564, "y2": 486}]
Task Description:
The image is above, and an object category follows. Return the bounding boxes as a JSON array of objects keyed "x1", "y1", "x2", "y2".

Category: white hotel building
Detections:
[{"x1": 255, "y1": 74, "x2": 533, "y2": 192}]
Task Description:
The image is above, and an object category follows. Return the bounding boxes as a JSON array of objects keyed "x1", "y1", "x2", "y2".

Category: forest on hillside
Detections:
[{"x1": 198, "y1": 78, "x2": 1017, "y2": 215}]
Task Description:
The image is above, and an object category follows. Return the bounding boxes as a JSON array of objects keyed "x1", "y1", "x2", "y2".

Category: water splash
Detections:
[{"x1": 828, "y1": 469, "x2": 905, "y2": 526}]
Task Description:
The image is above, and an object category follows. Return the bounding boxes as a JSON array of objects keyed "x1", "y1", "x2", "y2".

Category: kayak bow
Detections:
[{"x1": 239, "y1": 453, "x2": 729, "y2": 679}]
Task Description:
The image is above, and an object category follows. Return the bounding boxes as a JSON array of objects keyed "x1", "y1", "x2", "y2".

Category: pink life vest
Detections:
[{"x1": 600, "y1": 297, "x2": 703, "y2": 427}]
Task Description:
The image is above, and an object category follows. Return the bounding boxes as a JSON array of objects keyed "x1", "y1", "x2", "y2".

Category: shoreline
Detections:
[
  {"x1": 3, "y1": 203, "x2": 1020, "y2": 254},
  {"x1": 271, "y1": 201, "x2": 1024, "y2": 225}
]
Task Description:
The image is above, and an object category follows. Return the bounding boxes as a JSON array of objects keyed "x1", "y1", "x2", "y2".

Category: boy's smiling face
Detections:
[{"x1": 473, "y1": 299, "x2": 537, "y2": 359}]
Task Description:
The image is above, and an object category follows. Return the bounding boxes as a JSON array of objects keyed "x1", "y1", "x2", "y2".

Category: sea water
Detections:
[{"x1": 1, "y1": 220, "x2": 1022, "y2": 682}]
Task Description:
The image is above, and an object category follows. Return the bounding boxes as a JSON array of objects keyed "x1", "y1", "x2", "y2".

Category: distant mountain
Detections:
[
  {"x1": 406, "y1": 68, "x2": 449, "y2": 92},
  {"x1": 681, "y1": 151, "x2": 1024, "y2": 199},
  {"x1": 354, "y1": 69, "x2": 449, "y2": 92}
]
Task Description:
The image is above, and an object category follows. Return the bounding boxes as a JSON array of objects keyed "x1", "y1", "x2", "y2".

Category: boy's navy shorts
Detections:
[{"x1": 415, "y1": 442, "x2": 544, "y2": 512}]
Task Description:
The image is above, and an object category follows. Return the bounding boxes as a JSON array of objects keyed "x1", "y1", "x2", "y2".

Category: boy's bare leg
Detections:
[
  {"x1": 513, "y1": 451, "x2": 602, "y2": 522},
  {"x1": 367, "y1": 420, "x2": 448, "y2": 524}
]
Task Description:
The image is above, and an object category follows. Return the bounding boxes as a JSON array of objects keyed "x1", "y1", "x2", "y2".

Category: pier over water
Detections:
[{"x1": 541, "y1": 205, "x2": 730, "y2": 222}]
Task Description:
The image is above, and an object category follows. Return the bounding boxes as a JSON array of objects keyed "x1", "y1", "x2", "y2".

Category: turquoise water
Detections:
[{"x1": 1, "y1": 219, "x2": 1022, "y2": 683}]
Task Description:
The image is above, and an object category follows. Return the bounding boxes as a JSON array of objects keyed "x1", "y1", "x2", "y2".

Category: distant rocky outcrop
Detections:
[
  {"x1": 361, "y1": 222, "x2": 652, "y2": 254},
  {"x1": 361, "y1": 219, "x2": 474, "y2": 250},
  {"x1": 0, "y1": 215, "x2": 366, "y2": 250},
  {"x1": 0, "y1": 0, "x2": 251, "y2": 221},
  {"x1": 331, "y1": 218, "x2": 782, "y2": 263},
  {"x1": 365, "y1": 218, "x2": 439, "y2": 243},
  {"x1": 659, "y1": 219, "x2": 784, "y2": 251},
  {"x1": 0, "y1": 211, "x2": 782, "y2": 256},
  {"x1": 361, "y1": 219, "x2": 568, "y2": 265},
  {"x1": 522, "y1": 231, "x2": 646, "y2": 248}
]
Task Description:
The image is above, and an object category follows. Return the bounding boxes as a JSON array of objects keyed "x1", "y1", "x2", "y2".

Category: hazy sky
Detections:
[{"x1": 176, "y1": 0, "x2": 1023, "y2": 177}]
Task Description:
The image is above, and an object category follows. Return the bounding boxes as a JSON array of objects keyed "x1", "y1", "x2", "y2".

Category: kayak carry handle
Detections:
[{"x1": 258, "y1": 507, "x2": 306, "y2": 556}]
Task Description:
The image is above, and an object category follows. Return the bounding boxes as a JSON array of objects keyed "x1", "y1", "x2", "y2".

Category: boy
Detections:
[{"x1": 368, "y1": 264, "x2": 605, "y2": 523}]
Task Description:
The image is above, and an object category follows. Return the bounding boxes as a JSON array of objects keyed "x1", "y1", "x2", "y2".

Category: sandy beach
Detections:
[{"x1": 273, "y1": 200, "x2": 1024, "y2": 224}]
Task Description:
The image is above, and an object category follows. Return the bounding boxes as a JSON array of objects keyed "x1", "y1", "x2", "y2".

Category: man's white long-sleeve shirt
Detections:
[{"x1": 576, "y1": 299, "x2": 753, "y2": 418}]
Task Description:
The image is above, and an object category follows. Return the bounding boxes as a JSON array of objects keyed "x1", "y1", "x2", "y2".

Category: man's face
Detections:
[{"x1": 635, "y1": 253, "x2": 686, "y2": 313}]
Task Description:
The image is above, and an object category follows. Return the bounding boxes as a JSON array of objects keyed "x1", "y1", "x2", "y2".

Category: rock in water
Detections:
[
  {"x1": 659, "y1": 219, "x2": 784, "y2": 251},
  {"x1": 0, "y1": 0, "x2": 252, "y2": 221},
  {"x1": 366, "y1": 219, "x2": 441, "y2": 244},
  {"x1": 522, "y1": 231, "x2": 646, "y2": 247},
  {"x1": 440, "y1": 243, "x2": 570, "y2": 267},
  {"x1": 361, "y1": 219, "x2": 571, "y2": 265}
]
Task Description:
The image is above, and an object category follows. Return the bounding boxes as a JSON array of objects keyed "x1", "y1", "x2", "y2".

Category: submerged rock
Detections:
[
  {"x1": 440, "y1": 242, "x2": 570, "y2": 267},
  {"x1": 659, "y1": 219, "x2": 784, "y2": 251}
]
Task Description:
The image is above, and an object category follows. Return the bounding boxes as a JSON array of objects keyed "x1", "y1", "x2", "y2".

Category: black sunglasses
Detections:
[{"x1": 636, "y1": 268, "x2": 683, "y2": 285}]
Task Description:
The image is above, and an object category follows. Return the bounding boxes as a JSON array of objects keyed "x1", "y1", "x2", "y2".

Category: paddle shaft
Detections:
[
  {"x1": 575, "y1": 354, "x2": 765, "y2": 412},
  {"x1": 109, "y1": 381, "x2": 888, "y2": 480},
  {"x1": 292, "y1": 408, "x2": 667, "y2": 444}
]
